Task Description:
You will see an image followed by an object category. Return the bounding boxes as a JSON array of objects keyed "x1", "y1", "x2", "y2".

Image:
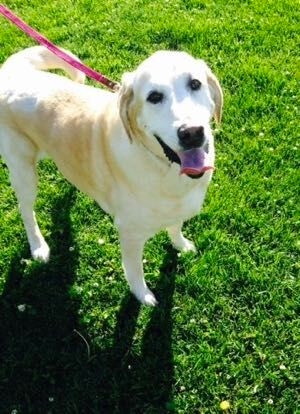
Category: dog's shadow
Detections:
[{"x1": 0, "y1": 184, "x2": 177, "y2": 413}]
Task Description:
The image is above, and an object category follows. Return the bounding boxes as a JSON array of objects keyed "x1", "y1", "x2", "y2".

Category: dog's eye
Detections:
[
  {"x1": 147, "y1": 91, "x2": 164, "y2": 104},
  {"x1": 189, "y1": 78, "x2": 202, "y2": 91}
]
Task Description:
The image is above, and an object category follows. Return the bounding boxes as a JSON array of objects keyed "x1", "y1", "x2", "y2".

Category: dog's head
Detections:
[{"x1": 119, "y1": 51, "x2": 223, "y2": 178}]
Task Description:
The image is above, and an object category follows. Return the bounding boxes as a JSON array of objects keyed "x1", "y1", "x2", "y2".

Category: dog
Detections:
[{"x1": 0, "y1": 46, "x2": 223, "y2": 305}]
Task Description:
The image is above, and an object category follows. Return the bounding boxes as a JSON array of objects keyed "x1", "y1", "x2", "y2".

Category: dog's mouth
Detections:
[{"x1": 154, "y1": 135, "x2": 214, "y2": 179}]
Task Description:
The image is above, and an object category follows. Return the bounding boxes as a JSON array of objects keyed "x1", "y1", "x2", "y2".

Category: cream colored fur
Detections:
[{"x1": 0, "y1": 46, "x2": 222, "y2": 305}]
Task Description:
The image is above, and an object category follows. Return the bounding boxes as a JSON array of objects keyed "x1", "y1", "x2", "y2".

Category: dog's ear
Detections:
[
  {"x1": 204, "y1": 63, "x2": 223, "y2": 124},
  {"x1": 119, "y1": 72, "x2": 137, "y2": 141}
]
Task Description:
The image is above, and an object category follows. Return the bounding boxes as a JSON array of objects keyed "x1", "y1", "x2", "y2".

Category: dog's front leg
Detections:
[{"x1": 118, "y1": 230, "x2": 158, "y2": 306}]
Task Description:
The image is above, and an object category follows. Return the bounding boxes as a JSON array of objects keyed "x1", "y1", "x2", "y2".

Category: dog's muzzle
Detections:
[{"x1": 154, "y1": 133, "x2": 213, "y2": 179}]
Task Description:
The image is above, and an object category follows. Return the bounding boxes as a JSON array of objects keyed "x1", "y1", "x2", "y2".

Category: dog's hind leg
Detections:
[
  {"x1": 1, "y1": 130, "x2": 50, "y2": 262},
  {"x1": 167, "y1": 223, "x2": 196, "y2": 253},
  {"x1": 118, "y1": 230, "x2": 157, "y2": 306}
]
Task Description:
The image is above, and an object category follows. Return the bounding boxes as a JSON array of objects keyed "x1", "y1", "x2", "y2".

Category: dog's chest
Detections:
[
  {"x1": 151, "y1": 184, "x2": 206, "y2": 225},
  {"x1": 114, "y1": 173, "x2": 210, "y2": 232},
  {"x1": 108, "y1": 137, "x2": 213, "y2": 232}
]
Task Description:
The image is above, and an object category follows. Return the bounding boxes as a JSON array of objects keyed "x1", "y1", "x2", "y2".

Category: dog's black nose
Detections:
[{"x1": 177, "y1": 125, "x2": 205, "y2": 149}]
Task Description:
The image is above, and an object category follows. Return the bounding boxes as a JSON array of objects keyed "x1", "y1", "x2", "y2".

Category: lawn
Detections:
[{"x1": 0, "y1": 0, "x2": 299, "y2": 413}]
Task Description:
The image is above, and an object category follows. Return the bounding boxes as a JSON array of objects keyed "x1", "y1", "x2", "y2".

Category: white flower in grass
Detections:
[
  {"x1": 20, "y1": 258, "x2": 32, "y2": 266},
  {"x1": 17, "y1": 304, "x2": 26, "y2": 312},
  {"x1": 220, "y1": 400, "x2": 231, "y2": 410}
]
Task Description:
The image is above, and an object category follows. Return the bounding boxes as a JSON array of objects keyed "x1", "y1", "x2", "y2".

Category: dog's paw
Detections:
[
  {"x1": 173, "y1": 237, "x2": 196, "y2": 253},
  {"x1": 31, "y1": 243, "x2": 50, "y2": 263},
  {"x1": 181, "y1": 238, "x2": 197, "y2": 253},
  {"x1": 143, "y1": 291, "x2": 158, "y2": 306},
  {"x1": 133, "y1": 287, "x2": 158, "y2": 306}
]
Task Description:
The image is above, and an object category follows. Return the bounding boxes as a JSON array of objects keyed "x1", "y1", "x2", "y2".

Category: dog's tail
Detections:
[{"x1": 1, "y1": 45, "x2": 85, "y2": 83}]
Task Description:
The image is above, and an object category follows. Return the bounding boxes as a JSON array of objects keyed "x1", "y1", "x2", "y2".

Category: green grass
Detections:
[{"x1": 0, "y1": 0, "x2": 299, "y2": 412}]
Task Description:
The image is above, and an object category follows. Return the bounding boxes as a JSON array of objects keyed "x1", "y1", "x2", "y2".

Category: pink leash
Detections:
[{"x1": 0, "y1": 4, "x2": 120, "y2": 91}]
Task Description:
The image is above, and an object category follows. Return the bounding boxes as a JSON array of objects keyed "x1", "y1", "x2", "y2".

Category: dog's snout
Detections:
[{"x1": 177, "y1": 125, "x2": 205, "y2": 149}]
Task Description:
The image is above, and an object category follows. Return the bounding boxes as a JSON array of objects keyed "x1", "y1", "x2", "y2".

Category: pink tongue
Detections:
[{"x1": 177, "y1": 148, "x2": 214, "y2": 176}]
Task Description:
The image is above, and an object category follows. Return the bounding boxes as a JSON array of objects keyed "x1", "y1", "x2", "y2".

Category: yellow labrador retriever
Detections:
[{"x1": 0, "y1": 46, "x2": 222, "y2": 305}]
